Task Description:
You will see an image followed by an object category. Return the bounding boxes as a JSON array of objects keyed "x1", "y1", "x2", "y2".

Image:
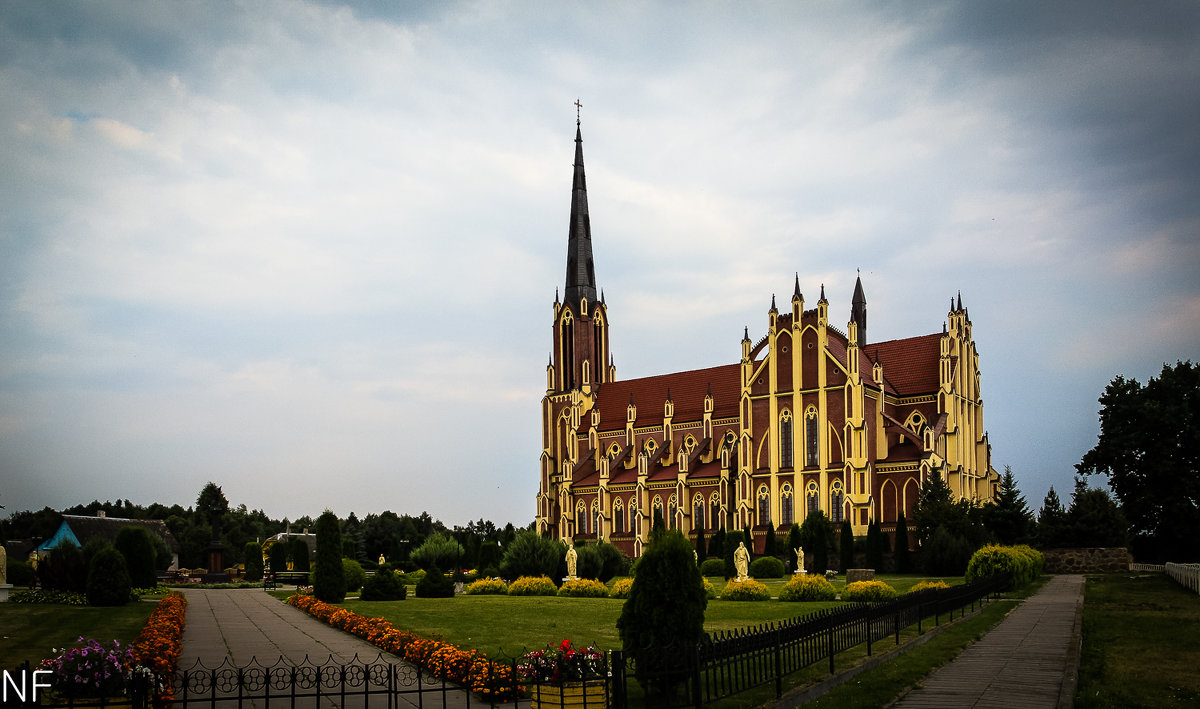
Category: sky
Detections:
[{"x1": 2, "y1": 1, "x2": 1197, "y2": 529}]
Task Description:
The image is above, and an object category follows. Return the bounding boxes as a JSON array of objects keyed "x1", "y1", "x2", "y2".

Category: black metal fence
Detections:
[{"x1": 14, "y1": 573, "x2": 1008, "y2": 709}]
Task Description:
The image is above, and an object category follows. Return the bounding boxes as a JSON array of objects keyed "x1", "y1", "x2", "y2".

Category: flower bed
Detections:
[
  {"x1": 287, "y1": 594, "x2": 520, "y2": 700},
  {"x1": 130, "y1": 590, "x2": 188, "y2": 705},
  {"x1": 508, "y1": 576, "x2": 558, "y2": 596},
  {"x1": 909, "y1": 580, "x2": 951, "y2": 593},
  {"x1": 608, "y1": 578, "x2": 634, "y2": 598},
  {"x1": 465, "y1": 578, "x2": 509, "y2": 595},
  {"x1": 557, "y1": 579, "x2": 608, "y2": 597},
  {"x1": 40, "y1": 638, "x2": 133, "y2": 699},
  {"x1": 11, "y1": 589, "x2": 88, "y2": 605}
]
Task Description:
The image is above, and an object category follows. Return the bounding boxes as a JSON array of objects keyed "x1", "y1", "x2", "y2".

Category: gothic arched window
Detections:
[
  {"x1": 757, "y1": 485, "x2": 771, "y2": 525},
  {"x1": 780, "y1": 410, "x2": 794, "y2": 469},
  {"x1": 805, "y1": 408, "x2": 820, "y2": 467},
  {"x1": 780, "y1": 483, "x2": 794, "y2": 527},
  {"x1": 807, "y1": 481, "x2": 819, "y2": 514},
  {"x1": 575, "y1": 501, "x2": 587, "y2": 535},
  {"x1": 668, "y1": 494, "x2": 678, "y2": 530},
  {"x1": 710, "y1": 491, "x2": 721, "y2": 530},
  {"x1": 693, "y1": 494, "x2": 706, "y2": 530},
  {"x1": 613, "y1": 499, "x2": 625, "y2": 533},
  {"x1": 831, "y1": 481, "x2": 845, "y2": 523}
]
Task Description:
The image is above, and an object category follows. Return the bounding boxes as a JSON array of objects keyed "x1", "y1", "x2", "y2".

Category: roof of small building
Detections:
[{"x1": 38, "y1": 514, "x2": 180, "y2": 552}]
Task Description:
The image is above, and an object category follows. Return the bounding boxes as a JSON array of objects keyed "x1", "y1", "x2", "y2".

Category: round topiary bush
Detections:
[
  {"x1": 841, "y1": 579, "x2": 898, "y2": 602},
  {"x1": 910, "y1": 580, "x2": 950, "y2": 593},
  {"x1": 508, "y1": 575, "x2": 558, "y2": 596},
  {"x1": 85, "y1": 546, "x2": 131, "y2": 607},
  {"x1": 779, "y1": 573, "x2": 837, "y2": 601},
  {"x1": 415, "y1": 564, "x2": 455, "y2": 598},
  {"x1": 313, "y1": 510, "x2": 347, "y2": 603},
  {"x1": 361, "y1": 565, "x2": 407, "y2": 601},
  {"x1": 608, "y1": 577, "x2": 634, "y2": 599},
  {"x1": 558, "y1": 578, "x2": 608, "y2": 597},
  {"x1": 720, "y1": 578, "x2": 770, "y2": 601},
  {"x1": 965, "y1": 544, "x2": 1044, "y2": 589},
  {"x1": 465, "y1": 578, "x2": 509, "y2": 595},
  {"x1": 700, "y1": 558, "x2": 726, "y2": 577},
  {"x1": 749, "y1": 556, "x2": 785, "y2": 579},
  {"x1": 342, "y1": 558, "x2": 365, "y2": 593}
]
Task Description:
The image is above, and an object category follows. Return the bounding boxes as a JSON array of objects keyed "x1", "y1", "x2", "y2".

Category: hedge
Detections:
[
  {"x1": 507, "y1": 576, "x2": 558, "y2": 596},
  {"x1": 749, "y1": 556, "x2": 785, "y2": 579},
  {"x1": 465, "y1": 578, "x2": 509, "y2": 595},
  {"x1": 779, "y1": 574, "x2": 836, "y2": 602},
  {"x1": 720, "y1": 579, "x2": 770, "y2": 601},
  {"x1": 965, "y1": 544, "x2": 1044, "y2": 589},
  {"x1": 841, "y1": 580, "x2": 898, "y2": 602},
  {"x1": 558, "y1": 578, "x2": 609, "y2": 597}
]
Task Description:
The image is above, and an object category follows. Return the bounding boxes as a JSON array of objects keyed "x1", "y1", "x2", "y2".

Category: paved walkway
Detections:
[
  {"x1": 178, "y1": 588, "x2": 479, "y2": 708},
  {"x1": 888, "y1": 574, "x2": 1085, "y2": 709}
]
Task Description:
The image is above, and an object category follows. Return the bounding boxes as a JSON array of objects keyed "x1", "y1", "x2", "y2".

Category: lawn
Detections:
[
  {"x1": 1076, "y1": 572, "x2": 1200, "y2": 708},
  {"x1": 0, "y1": 601, "x2": 157, "y2": 670},
  {"x1": 332, "y1": 574, "x2": 966, "y2": 659}
]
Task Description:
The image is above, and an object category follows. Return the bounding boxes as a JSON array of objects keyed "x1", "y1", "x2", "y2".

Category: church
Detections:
[{"x1": 536, "y1": 120, "x2": 999, "y2": 557}]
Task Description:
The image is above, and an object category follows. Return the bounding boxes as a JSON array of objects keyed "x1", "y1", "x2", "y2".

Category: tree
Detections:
[
  {"x1": 86, "y1": 545, "x2": 131, "y2": 607},
  {"x1": 866, "y1": 520, "x2": 886, "y2": 571},
  {"x1": 763, "y1": 522, "x2": 778, "y2": 557},
  {"x1": 313, "y1": 510, "x2": 346, "y2": 603},
  {"x1": 410, "y1": 532, "x2": 465, "y2": 572},
  {"x1": 798, "y1": 510, "x2": 834, "y2": 574},
  {"x1": 500, "y1": 529, "x2": 566, "y2": 580},
  {"x1": 694, "y1": 523, "x2": 707, "y2": 561},
  {"x1": 196, "y1": 482, "x2": 229, "y2": 540},
  {"x1": 1036, "y1": 486, "x2": 1068, "y2": 548},
  {"x1": 1065, "y1": 478, "x2": 1129, "y2": 548},
  {"x1": 785, "y1": 523, "x2": 802, "y2": 572},
  {"x1": 288, "y1": 537, "x2": 310, "y2": 570},
  {"x1": 894, "y1": 512, "x2": 911, "y2": 572},
  {"x1": 839, "y1": 521, "x2": 854, "y2": 573},
  {"x1": 243, "y1": 541, "x2": 264, "y2": 581},
  {"x1": 982, "y1": 466, "x2": 1034, "y2": 545},
  {"x1": 616, "y1": 530, "x2": 707, "y2": 696},
  {"x1": 1077, "y1": 361, "x2": 1199, "y2": 562},
  {"x1": 113, "y1": 526, "x2": 158, "y2": 589}
]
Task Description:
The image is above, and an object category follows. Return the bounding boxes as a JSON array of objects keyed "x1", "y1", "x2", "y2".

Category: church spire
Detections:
[
  {"x1": 564, "y1": 107, "x2": 597, "y2": 308},
  {"x1": 851, "y1": 271, "x2": 867, "y2": 345}
]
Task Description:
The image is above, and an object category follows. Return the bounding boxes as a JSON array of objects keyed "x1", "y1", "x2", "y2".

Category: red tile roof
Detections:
[
  {"x1": 593, "y1": 363, "x2": 742, "y2": 431},
  {"x1": 864, "y1": 333, "x2": 942, "y2": 395}
]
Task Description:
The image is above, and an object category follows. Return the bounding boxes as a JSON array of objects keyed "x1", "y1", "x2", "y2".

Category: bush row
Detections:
[
  {"x1": 964, "y1": 544, "x2": 1044, "y2": 589},
  {"x1": 287, "y1": 594, "x2": 519, "y2": 700}
]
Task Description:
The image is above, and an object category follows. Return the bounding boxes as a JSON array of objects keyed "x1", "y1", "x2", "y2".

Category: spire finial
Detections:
[
  {"x1": 957, "y1": 291, "x2": 963, "y2": 311},
  {"x1": 771, "y1": 293, "x2": 777, "y2": 310},
  {"x1": 575, "y1": 98, "x2": 582, "y2": 125}
]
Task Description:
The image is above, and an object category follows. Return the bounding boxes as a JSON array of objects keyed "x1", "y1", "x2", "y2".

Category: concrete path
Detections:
[
  {"x1": 178, "y1": 588, "x2": 481, "y2": 708},
  {"x1": 888, "y1": 574, "x2": 1085, "y2": 709}
]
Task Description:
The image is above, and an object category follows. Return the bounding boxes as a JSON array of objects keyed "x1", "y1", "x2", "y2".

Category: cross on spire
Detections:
[{"x1": 575, "y1": 98, "x2": 583, "y2": 124}]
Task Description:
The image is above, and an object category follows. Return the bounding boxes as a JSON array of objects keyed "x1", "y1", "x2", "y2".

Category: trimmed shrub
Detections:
[
  {"x1": 720, "y1": 578, "x2": 770, "y2": 601},
  {"x1": 617, "y1": 530, "x2": 707, "y2": 696},
  {"x1": 842, "y1": 580, "x2": 898, "y2": 602},
  {"x1": 700, "y1": 558, "x2": 725, "y2": 577},
  {"x1": 268, "y1": 541, "x2": 289, "y2": 574},
  {"x1": 114, "y1": 526, "x2": 159, "y2": 589},
  {"x1": 86, "y1": 545, "x2": 131, "y2": 606},
  {"x1": 558, "y1": 578, "x2": 608, "y2": 597},
  {"x1": 596, "y1": 541, "x2": 630, "y2": 582},
  {"x1": 839, "y1": 521, "x2": 854, "y2": 574},
  {"x1": 799, "y1": 510, "x2": 834, "y2": 574},
  {"x1": 415, "y1": 564, "x2": 455, "y2": 598},
  {"x1": 785, "y1": 523, "x2": 802, "y2": 573},
  {"x1": 288, "y1": 537, "x2": 310, "y2": 570},
  {"x1": 7, "y1": 559, "x2": 36, "y2": 587},
  {"x1": 910, "y1": 580, "x2": 950, "y2": 593},
  {"x1": 508, "y1": 575, "x2": 558, "y2": 596},
  {"x1": 779, "y1": 574, "x2": 837, "y2": 602},
  {"x1": 702, "y1": 577, "x2": 717, "y2": 600},
  {"x1": 243, "y1": 542, "x2": 264, "y2": 582},
  {"x1": 609, "y1": 577, "x2": 634, "y2": 599},
  {"x1": 921, "y1": 525, "x2": 974, "y2": 576},
  {"x1": 574, "y1": 543, "x2": 603, "y2": 580},
  {"x1": 39, "y1": 541, "x2": 87, "y2": 593},
  {"x1": 465, "y1": 578, "x2": 509, "y2": 595},
  {"x1": 965, "y1": 544, "x2": 1044, "y2": 589},
  {"x1": 361, "y1": 565, "x2": 407, "y2": 601},
  {"x1": 749, "y1": 556, "x2": 785, "y2": 579},
  {"x1": 895, "y1": 512, "x2": 912, "y2": 573},
  {"x1": 343, "y1": 558, "x2": 365, "y2": 593},
  {"x1": 313, "y1": 510, "x2": 346, "y2": 603},
  {"x1": 411, "y1": 533, "x2": 465, "y2": 573},
  {"x1": 500, "y1": 531, "x2": 566, "y2": 581}
]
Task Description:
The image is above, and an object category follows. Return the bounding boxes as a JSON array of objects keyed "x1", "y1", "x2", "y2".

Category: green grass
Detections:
[
  {"x1": 1076, "y1": 573, "x2": 1200, "y2": 708},
  {"x1": 0, "y1": 601, "x2": 157, "y2": 670}
]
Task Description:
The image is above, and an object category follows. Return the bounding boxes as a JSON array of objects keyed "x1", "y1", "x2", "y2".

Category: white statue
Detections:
[
  {"x1": 0, "y1": 545, "x2": 7, "y2": 585},
  {"x1": 734, "y1": 541, "x2": 750, "y2": 581},
  {"x1": 565, "y1": 543, "x2": 578, "y2": 579},
  {"x1": 794, "y1": 547, "x2": 805, "y2": 574},
  {"x1": 379, "y1": 554, "x2": 386, "y2": 566}
]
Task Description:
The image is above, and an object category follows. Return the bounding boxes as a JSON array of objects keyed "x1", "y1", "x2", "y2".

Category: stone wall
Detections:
[{"x1": 1042, "y1": 547, "x2": 1132, "y2": 574}]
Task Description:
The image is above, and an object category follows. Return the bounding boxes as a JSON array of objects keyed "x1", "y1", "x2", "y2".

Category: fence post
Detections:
[
  {"x1": 827, "y1": 611, "x2": 835, "y2": 674},
  {"x1": 610, "y1": 650, "x2": 625, "y2": 709},
  {"x1": 692, "y1": 643, "x2": 704, "y2": 709},
  {"x1": 773, "y1": 627, "x2": 783, "y2": 698},
  {"x1": 866, "y1": 603, "x2": 873, "y2": 657}
]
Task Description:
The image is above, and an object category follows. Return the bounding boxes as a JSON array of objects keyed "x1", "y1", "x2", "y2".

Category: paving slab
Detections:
[
  {"x1": 177, "y1": 588, "x2": 484, "y2": 708},
  {"x1": 888, "y1": 574, "x2": 1085, "y2": 709}
]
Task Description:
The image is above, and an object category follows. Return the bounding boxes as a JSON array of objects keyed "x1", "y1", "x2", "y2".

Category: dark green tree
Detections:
[
  {"x1": 1065, "y1": 478, "x2": 1129, "y2": 548},
  {"x1": 361, "y1": 563, "x2": 407, "y2": 600},
  {"x1": 785, "y1": 523, "x2": 802, "y2": 568},
  {"x1": 839, "y1": 521, "x2": 854, "y2": 573},
  {"x1": 763, "y1": 522, "x2": 778, "y2": 557},
  {"x1": 196, "y1": 482, "x2": 229, "y2": 541},
  {"x1": 982, "y1": 466, "x2": 1035, "y2": 545},
  {"x1": 288, "y1": 536, "x2": 310, "y2": 570},
  {"x1": 798, "y1": 510, "x2": 834, "y2": 574},
  {"x1": 710, "y1": 527, "x2": 726, "y2": 561},
  {"x1": 243, "y1": 541, "x2": 264, "y2": 581},
  {"x1": 415, "y1": 563, "x2": 455, "y2": 598},
  {"x1": 268, "y1": 539, "x2": 289, "y2": 574},
  {"x1": 313, "y1": 510, "x2": 346, "y2": 602},
  {"x1": 1037, "y1": 486, "x2": 1069, "y2": 548},
  {"x1": 500, "y1": 529, "x2": 566, "y2": 580},
  {"x1": 410, "y1": 532, "x2": 465, "y2": 572},
  {"x1": 1077, "y1": 361, "x2": 1199, "y2": 562},
  {"x1": 694, "y1": 523, "x2": 706, "y2": 561},
  {"x1": 894, "y1": 512, "x2": 912, "y2": 572},
  {"x1": 723, "y1": 532, "x2": 740, "y2": 578},
  {"x1": 866, "y1": 520, "x2": 884, "y2": 570},
  {"x1": 86, "y1": 545, "x2": 131, "y2": 606},
  {"x1": 616, "y1": 530, "x2": 707, "y2": 695},
  {"x1": 113, "y1": 526, "x2": 158, "y2": 589}
]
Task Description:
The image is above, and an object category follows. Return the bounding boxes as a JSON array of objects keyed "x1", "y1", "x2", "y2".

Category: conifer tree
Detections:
[
  {"x1": 785, "y1": 523, "x2": 802, "y2": 572},
  {"x1": 983, "y1": 466, "x2": 1034, "y2": 545},
  {"x1": 313, "y1": 510, "x2": 346, "y2": 603},
  {"x1": 694, "y1": 523, "x2": 706, "y2": 560},
  {"x1": 839, "y1": 520, "x2": 854, "y2": 573},
  {"x1": 866, "y1": 520, "x2": 883, "y2": 570},
  {"x1": 894, "y1": 512, "x2": 911, "y2": 572},
  {"x1": 1037, "y1": 486, "x2": 1068, "y2": 548}
]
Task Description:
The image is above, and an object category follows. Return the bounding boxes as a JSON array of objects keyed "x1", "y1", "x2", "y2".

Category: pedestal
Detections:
[{"x1": 0, "y1": 584, "x2": 12, "y2": 602}]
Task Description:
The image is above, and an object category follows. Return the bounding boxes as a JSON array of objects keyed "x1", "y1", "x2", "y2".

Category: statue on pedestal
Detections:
[
  {"x1": 565, "y1": 543, "x2": 578, "y2": 579},
  {"x1": 794, "y1": 547, "x2": 805, "y2": 574},
  {"x1": 734, "y1": 541, "x2": 750, "y2": 581}
]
